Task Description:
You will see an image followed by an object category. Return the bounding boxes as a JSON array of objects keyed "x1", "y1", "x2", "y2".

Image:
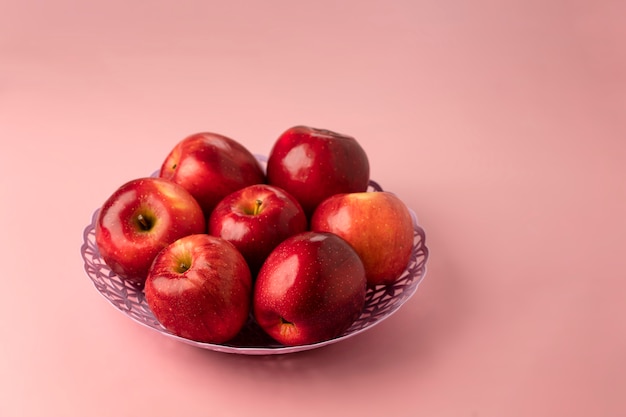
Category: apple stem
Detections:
[
  {"x1": 137, "y1": 214, "x2": 151, "y2": 231},
  {"x1": 253, "y1": 199, "x2": 263, "y2": 215}
]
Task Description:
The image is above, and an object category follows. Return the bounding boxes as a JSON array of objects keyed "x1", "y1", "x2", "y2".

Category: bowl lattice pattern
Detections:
[{"x1": 80, "y1": 177, "x2": 428, "y2": 354}]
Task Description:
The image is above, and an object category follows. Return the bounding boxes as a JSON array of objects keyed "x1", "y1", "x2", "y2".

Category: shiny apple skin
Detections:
[
  {"x1": 95, "y1": 177, "x2": 206, "y2": 285},
  {"x1": 208, "y1": 184, "x2": 308, "y2": 275},
  {"x1": 253, "y1": 231, "x2": 367, "y2": 346},
  {"x1": 145, "y1": 234, "x2": 252, "y2": 344},
  {"x1": 311, "y1": 191, "x2": 414, "y2": 286},
  {"x1": 159, "y1": 132, "x2": 266, "y2": 217},
  {"x1": 266, "y1": 126, "x2": 370, "y2": 217}
]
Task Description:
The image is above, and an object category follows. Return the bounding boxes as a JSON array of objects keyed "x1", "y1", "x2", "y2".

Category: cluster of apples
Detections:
[{"x1": 95, "y1": 126, "x2": 415, "y2": 347}]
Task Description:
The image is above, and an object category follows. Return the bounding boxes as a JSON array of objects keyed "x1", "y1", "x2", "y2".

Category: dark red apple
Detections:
[
  {"x1": 208, "y1": 184, "x2": 308, "y2": 275},
  {"x1": 266, "y1": 126, "x2": 370, "y2": 217},
  {"x1": 311, "y1": 191, "x2": 414, "y2": 286},
  {"x1": 253, "y1": 231, "x2": 367, "y2": 346},
  {"x1": 95, "y1": 177, "x2": 206, "y2": 285},
  {"x1": 159, "y1": 132, "x2": 266, "y2": 216},
  {"x1": 145, "y1": 234, "x2": 252, "y2": 344}
]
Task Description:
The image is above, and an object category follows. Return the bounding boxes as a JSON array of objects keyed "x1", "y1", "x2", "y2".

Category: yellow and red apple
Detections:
[{"x1": 311, "y1": 191, "x2": 414, "y2": 286}]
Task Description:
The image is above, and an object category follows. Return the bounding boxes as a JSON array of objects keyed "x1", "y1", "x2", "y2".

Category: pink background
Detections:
[{"x1": 1, "y1": 0, "x2": 625, "y2": 416}]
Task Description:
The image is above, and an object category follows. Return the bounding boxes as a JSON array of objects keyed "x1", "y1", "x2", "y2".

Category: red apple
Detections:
[
  {"x1": 95, "y1": 177, "x2": 206, "y2": 285},
  {"x1": 159, "y1": 132, "x2": 266, "y2": 216},
  {"x1": 266, "y1": 126, "x2": 370, "y2": 217},
  {"x1": 310, "y1": 191, "x2": 414, "y2": 286},
  {"x1": 208, "y1": 184, "x2": 308, "y2": 275},
  {"x1": 145, "y1": 234, "x2": 252, "y2": 344},
  {"x1": 253, "y1": 231, "x2": 367, "y2": 346}
]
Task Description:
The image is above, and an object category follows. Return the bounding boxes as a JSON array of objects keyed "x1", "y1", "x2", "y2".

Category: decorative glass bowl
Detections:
[{"x1": 80, "y1": 157, "x2": 429, "y2": 355}]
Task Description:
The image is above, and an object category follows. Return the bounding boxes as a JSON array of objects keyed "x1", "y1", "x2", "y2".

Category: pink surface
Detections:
[{"x1": 1, "y1": 1, "x2": 625, "y2": 416}]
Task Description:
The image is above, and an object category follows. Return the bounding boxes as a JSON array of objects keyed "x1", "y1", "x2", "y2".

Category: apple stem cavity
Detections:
[
  {"x1": 174, "y1": 253, "x2": 193, "y2": 274},
  {"x1": 280, "y1": 317, "x2": 294, "y2": 326},
  {"x1": 278, "y1": 317, "x2": 297, "y2": 339}
]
